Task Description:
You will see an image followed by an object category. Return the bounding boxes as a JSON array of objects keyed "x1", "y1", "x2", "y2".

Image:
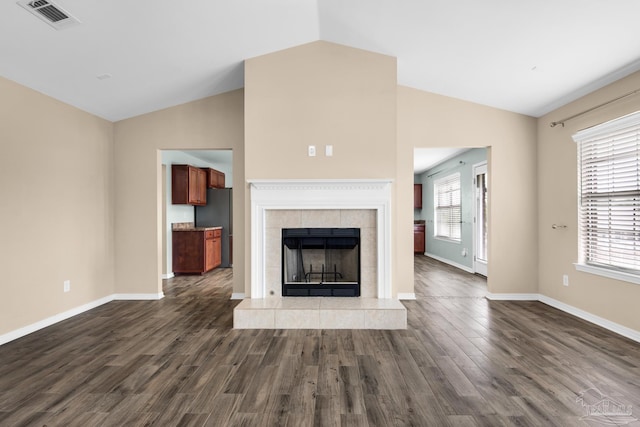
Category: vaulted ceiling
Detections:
[{"x1": 2, "y1": 0, "x2": 640, "y2": 122}]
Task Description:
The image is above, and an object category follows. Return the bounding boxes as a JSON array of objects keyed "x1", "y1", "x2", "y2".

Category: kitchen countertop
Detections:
[
  {"x1": 172, "y1": 222, "x2": 222, "y2": 232},
  {"x1": 173, "y1": 226, "x2": 222, "y2": 232}
]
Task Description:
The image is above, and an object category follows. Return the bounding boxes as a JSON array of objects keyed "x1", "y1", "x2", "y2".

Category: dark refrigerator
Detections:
[{"x1": 194, "y1": 188, "x2": 232, "y2": 267}]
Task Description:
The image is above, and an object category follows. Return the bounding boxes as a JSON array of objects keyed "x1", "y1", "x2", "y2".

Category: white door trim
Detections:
[{"x1": 472, "y1": 162, "x2": 488, "y2": 276}]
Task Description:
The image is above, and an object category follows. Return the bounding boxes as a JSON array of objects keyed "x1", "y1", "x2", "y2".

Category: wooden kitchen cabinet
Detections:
[
  {"x1": 172, "y1": 165, "x2": 207, "y2": 206},
  {"x1": 205, "y1": 236, "x2": 216, "y2": 272},
  {"x1": 414, "y1": 184, "x2": 423, "y2": 209},
  {"x1": 414, "y1": 223, "x2": 425, "y2": 253},
  {"x1": 206, "y1": 168, "x2": 226, "y2": 189},
  {"x1": 205, "y1": 229, "x2": 222, "y2": 271},
  {"x1": 173, "y1": 228, "x2": 222, "y2": 274}
]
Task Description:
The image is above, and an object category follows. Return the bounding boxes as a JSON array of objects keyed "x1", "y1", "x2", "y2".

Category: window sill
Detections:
[
  {"x1": 574, "y1": 263, "x2": 640, "y2": 286},
  {"x1": 434, "y1": 237, "x2": 461, "y2": 244}
]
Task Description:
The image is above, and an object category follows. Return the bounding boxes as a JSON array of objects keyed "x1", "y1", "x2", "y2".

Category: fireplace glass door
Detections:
[{"x1": 282, "y1": 228, "x2": 360, "y2": 297}]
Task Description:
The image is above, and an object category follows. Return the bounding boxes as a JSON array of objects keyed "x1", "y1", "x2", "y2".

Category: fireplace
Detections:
[
  {"x1": 282, "y1": 227, "x2": 360, "y2": 297},
  {"x1": 234, "y1": 179, "x2": 407, "y2": 330},
  {"x1": 248, "y1": 179, "x2": 393, "y2": 299}
]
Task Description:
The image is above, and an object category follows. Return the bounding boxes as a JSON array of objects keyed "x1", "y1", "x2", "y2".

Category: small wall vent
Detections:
[{"x1": 17, "y1": 0, "x2": 81, "y2": 30}]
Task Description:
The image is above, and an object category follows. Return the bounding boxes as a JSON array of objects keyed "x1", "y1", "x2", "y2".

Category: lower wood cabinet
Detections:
[
  {"x1": 414, "y1": 223, "x2": 425, "y2": 253},
  {"x1": 173, "y1": 229, "x2": 222, "y2": 274}
]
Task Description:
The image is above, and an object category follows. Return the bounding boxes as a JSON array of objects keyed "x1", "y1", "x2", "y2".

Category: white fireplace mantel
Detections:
[{"x1": 248, "y1": 179, "x2": 393, "y2": 299}]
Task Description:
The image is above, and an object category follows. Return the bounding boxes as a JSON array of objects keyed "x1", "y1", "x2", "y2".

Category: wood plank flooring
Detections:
[{"x1": 1, "y1": 256, "x2": 640, "y2": 426}]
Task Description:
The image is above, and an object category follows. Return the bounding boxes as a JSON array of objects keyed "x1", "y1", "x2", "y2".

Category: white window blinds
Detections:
[
  {"x1": 573, "y1": 111, "x2": 640, "y2": 274},
  {"x1": 434, "y1": 173, "x2": 461, "y2": 241}
]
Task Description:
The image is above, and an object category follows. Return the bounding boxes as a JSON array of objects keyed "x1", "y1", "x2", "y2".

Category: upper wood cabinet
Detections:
[
  {"x1": 414, "y1": 184, "x2": 423, "y2": 209},
  {"x1": 206, "y1": 168, "x2": 226, "y2": 189},
  {"x1": 172, "y1": 165, "x2": 207, "y2": 206}
]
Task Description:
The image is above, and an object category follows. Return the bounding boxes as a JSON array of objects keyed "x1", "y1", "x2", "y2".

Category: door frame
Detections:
[{"x1": 472, "y1": 161, "x2": 488, "y2": 276}]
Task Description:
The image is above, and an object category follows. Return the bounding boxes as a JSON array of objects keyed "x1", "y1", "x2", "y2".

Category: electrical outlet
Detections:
[
  {"x1": 562, "y1": 274, "x2": 569, "y2": 287},
  {"x1": 308, "y1": 145, "x2": 316, "y2": 157},
  {"x1": 63, "y1": 280, "x2": 71, "y2": 292}
]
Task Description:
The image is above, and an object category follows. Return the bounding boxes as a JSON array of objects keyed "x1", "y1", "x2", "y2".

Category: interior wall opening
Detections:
[
  {"x1": 160, "y1": 149, "x2": 233, "y2": 283},
  {"x1": 413, "y1": 146, "x2": 489, "y2": 292}
]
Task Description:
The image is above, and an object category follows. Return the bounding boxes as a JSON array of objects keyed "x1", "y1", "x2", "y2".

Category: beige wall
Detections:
[
  {"x1": 538, "y1": 71, "x2": 640, "y2": 331},
  {"x1": 0, "y1": 43, "x2": 539, "y2": 339},
  {"x1": 397, "y1": 86, "x2": 539, "y2": 294},
  {"x1": 6, "y1": 39, "x2": 640, "y2": 340},
  {"x1": 244, "y1": 41, "x2": 402, "y2": 295},
  {"x1": 244, "y1": 41, "x2": 539, "y2": 298},
  {"x1": 113, "y1": 90, "x2": 245, "y2": 296},
  {"x1": 0, "y1": 76, "x2": 114, "y2": 336},
  {"x1": 245, "y1": 41, "x2": 397, "y2": 179}
]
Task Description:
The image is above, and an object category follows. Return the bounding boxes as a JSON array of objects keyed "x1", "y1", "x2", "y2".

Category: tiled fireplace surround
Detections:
[
  {"x1": 268, "y1": 209, "x2": 375, "y2": 297},
  {"x1": 233, "y1": 180, "x2": 407, "y2": 329}
]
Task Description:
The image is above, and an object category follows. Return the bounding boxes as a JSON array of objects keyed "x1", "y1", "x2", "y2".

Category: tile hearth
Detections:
[{"x1": 234, "y1": 297, "x2": 407, "y2": 329}]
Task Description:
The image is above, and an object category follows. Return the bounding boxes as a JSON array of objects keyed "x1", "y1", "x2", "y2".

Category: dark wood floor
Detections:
[{"x1": 1, "y1": 256, "x2": 639, "y2": 426}]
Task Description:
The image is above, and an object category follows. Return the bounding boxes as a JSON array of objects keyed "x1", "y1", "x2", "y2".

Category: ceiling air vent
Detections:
[{"x1": 17, "y1": 0, "x2": 81, "y2": 30}]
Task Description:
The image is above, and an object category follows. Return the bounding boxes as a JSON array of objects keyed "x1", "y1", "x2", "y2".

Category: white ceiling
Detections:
[
  {"x1": 414, "y1": 147, "x2": 471, "y2": 175},
  {"x1": 2, "y1": 0, "x2": 640, "y2": 122},
  {"x1": 187, "y1": 150, "x2": 233, "y2": 167}
]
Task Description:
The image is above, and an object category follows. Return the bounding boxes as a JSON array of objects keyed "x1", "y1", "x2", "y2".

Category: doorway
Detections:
[
  {"x1": 413, "y1": 147, "x2": 489, "y2": 279},
  {"x1": 161, "y1": 149, "x2": 233, "y2": 278}
]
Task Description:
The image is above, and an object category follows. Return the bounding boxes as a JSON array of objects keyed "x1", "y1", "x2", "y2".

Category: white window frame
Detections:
[
  {"x1": 434, "y1": 172, "x2": 461, "y2": 242},
  {"x1": 573, "y1": 111, "x2": 640, "y2": 285}
]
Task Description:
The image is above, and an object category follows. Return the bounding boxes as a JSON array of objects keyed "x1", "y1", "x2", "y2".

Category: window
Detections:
[
  {"x1": 434, "y1": 173, "x2": 461, "y2": 241},
  {"x1": 573, "y1": 111, "x2": 640, "y2": 279}
]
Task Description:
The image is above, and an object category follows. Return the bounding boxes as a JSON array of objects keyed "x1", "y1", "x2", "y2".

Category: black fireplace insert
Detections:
[{"x1": 282, "y1": 228, "x2": 360, "y2": 297}]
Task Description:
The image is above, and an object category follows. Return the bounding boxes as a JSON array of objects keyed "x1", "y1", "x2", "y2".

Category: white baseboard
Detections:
[
  {"x1": 425, "y1": 253, "x2": 474, "y2": 273},
  {"x1": 162, "y1": 273, "x2": 175, "y2": 279},
  {"x1": 485, "y1": 292, "x2": 539, "y2": 301},
  {"x1": 538, "y1": 295, "x2": 640, "y2": 344},
  {"x1": 231, "y1": 293, "x2": 245, "y2": 300},
  {"x1": 0, "y1": 295, "x2": 114, "y2": 346},
  {"x1": 113, "y1": 293, "x2": 164, "y2": 300}
]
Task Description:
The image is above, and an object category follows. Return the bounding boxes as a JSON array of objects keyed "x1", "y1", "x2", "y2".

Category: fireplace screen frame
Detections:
[{"x1": 282, "y1": 227, "x2": 361, "y2": 297}]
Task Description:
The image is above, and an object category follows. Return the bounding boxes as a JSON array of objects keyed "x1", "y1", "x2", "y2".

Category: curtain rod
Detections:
[
  {"x1": 427, "y1": 161, "x2": 465, "y2": 178},
  {"x1": 550, "y1": 88, "x2": 640, "y2": 128}
]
